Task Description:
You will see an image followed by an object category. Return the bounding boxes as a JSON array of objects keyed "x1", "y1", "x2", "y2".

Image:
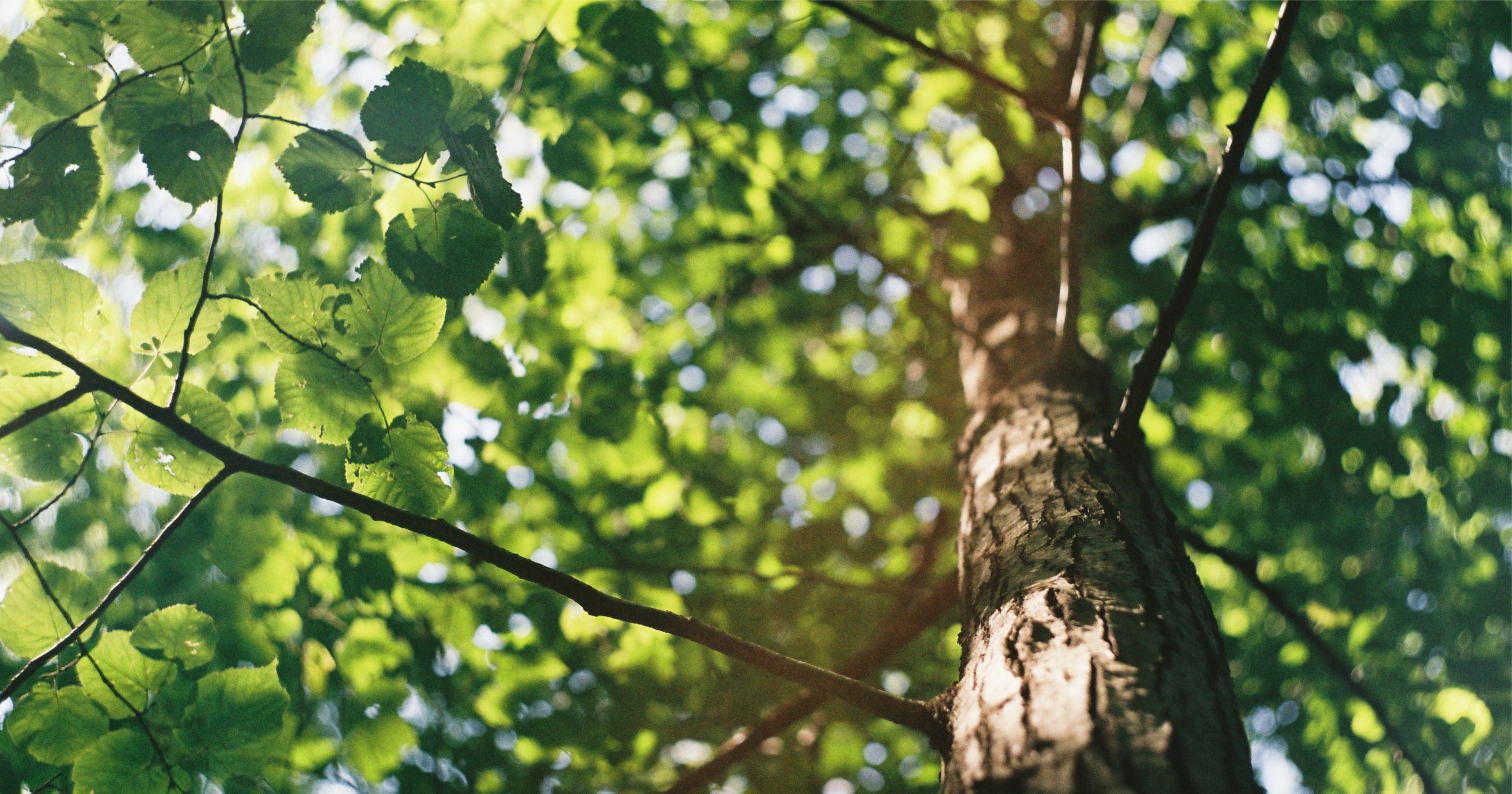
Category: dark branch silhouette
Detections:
[
  {"x1": 1110, "y1": 0, "x2": 1301, "y2": 446},
  {"x1": 0, "y1": 314, "x2": 945, "y2": 743}
]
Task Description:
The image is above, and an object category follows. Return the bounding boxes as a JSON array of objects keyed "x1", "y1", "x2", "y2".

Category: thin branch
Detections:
[
  {"x1": 0, "y1": 382, "x2": 91, "y2": 442},
  {"x1": 0, "y1": 34, "x2": 221, "y2": 169},
  {"x1": 251, "y1": 114, "x2": 466, "y2": 187},
  {"x1": 1053, "y1": 4, "x2": 1107, "y2": 344},
  {"x1": 1179, "y1": 529, "x2": 1444, "y2": 794},
  {"x1": 1112, "y1": 12, "x2": 1177, "y2": 145},
  {"x1": 0, "y1": 471, "x2": 229, "y2": 704},
  {"x1": 209, "y1": 292, "x2": 364, "y2": 376},
  {"x1": 501, "y1": 11, "x2": 557, "y2": 121},
  {"x1": 0, "y1": 314, "x2": 944, "y2": 741},
  {"x1": 1110, "y1": 0, "x2": 1300, "y2": 448},
  {"x1": 7, "y1": 403, "x2": 112, "y2": 529},
  {"x1": 814, "y1": 0, "x2": 1059, "y2": 125},
  {"x1": 666, "y1": 574, "x2": 958, "y2": 794},
  {"x1": 0, "y1": 515, "x2": 183, "y2": 791},
  {"x1": 599, "y1": 560, "x2": 930, "y2": 597}
]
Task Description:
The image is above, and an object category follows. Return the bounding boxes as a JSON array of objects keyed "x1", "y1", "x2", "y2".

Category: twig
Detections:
[
  {"x1": 0, "y1": 471, "x2": 229, "y2": 704},
  {"x1": 501, "y1": 11, "x2": 557, "y2": 121},
  {"x1": 814, "y1": 0, "x2": 1060, "y2": 125},
  {"x1": 1110, "y1": 0, "x2": 1300, "y2": 447},
  {"x1": 209, "y1": 292, "x2": 364, "y2": 377},
  {"x1": 0, "y1": 314, "x2": 945, "y2": 741},
  {"x1": 0, "y1": 382, "x2": 91, "y2": 442},
  {"x1": 1053, "y1": 4, "x2": 1108, "y2": 344},
  {"x1": 666, "y1": 575, "x2": 958, "y2": 794},
  {"x1": 251, "y1": 114, "x2": 466, "y2": 187},
  {"x1": 8, "y1": 404, "x2": 113, "y2": 529},
  {"x1": 1112, "y1": 12, "x2": 1177, "y2": 145},
  {"x1": 1179, "y1": 529, "x2": 1444, "y2": 794}
]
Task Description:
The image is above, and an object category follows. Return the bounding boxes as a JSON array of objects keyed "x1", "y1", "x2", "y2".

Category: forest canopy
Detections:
[{"x1": 0, "y1": 2, "x2": 1505, "y2": 794}]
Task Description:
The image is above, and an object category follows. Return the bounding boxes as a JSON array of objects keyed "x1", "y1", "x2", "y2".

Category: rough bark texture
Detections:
[{"x1": 937, "y1": 134, "x2": 1256, "y2": 792}]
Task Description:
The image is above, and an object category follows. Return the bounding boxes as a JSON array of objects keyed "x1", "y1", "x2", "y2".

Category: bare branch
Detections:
[
  {"x1": 0, "y1": 471, "x2": 229, "y2": 704},
  {"x1": 1110, "y1": 0, "x2": 1301, "y2": 447},
  {"x1": 1180, "y1": 529, "x2": 1444, "y2": 794},
  {"x1": 814, "y1": 0, "x2": 1060, "y2": 125},
  {"x1": 0, "y1": 314, "x2": 944, "y2": 740},
  {"x1": 1053, "y1": 4, "x2": 1109, "y2": 343}
]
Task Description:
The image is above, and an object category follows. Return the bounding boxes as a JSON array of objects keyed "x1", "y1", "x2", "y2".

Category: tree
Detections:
[{"x1": 0, "y1": 1, "x2": 1504, "y2": 793}]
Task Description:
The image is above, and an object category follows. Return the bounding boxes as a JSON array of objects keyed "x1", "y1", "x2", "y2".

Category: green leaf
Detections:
[
  {"x1": 0, "y1": 19, "x2": 102, "y2": 119},
  {"x1": 103, "y1": 2, "x2": 211, "y2": 71},
  {"x1": 0, "y1": 122, "x2": 101, "y2": 238},
  {"x1": 504, "y1": 218, "x2": 549, "y2": 296},
  {"x1": 78, "y1": 630, "x2": 177, "y2": 719},
  {"x1": 337, "y1": 258, "x2": 446, "y2": 364},
  {"x1": 385, "y1": 194, "x2": 503, "y2": 300},
  {"x1": 0, "y1": 260, "x2": 113, "y2": 358},
  {"x1": 274, "y1": 351, "x2": 380, "y2": 444},
  {"x1": 0, "y1": 349, "x2": 93, "y2": 481},
  {"x1": 154, "y1": 0, "x2": 220, "y2": 24},
  {"x1": 7, "y1": 683, "x2": 109, "y2": 765},
  {"x1": 593, "y1": 3, "x2": 665, "y2": 69},
  {"x1": 345, "y1": 414, "x2": 453, "y2": 516},
  {"x1": 181, "y1": 663, "x2": 289, "y2": 752},
  {"x1": 360, "y1": 57, "x2": 452, "y2": 165},
  {"x1": 542, "y1": 119, "x2": 614, "y2": 188},
  {"x1": 444, "y1": 73, "x2": 491, "y2": 133},
  {"x1": 247, "y1": 273, "x2": 340, "y2": 354},
  {"x1": 102, "y1": 72, "x2": 212, "y2": 147},
  {"x1": 443, "y1": 124, "x2": 521, "y2": 229},
  {"x1": 238, "y1": 0, "x2": 321, "y2": 72},
  {"x1": 579, "y1": 355, "x2": 639, "y2": 442},
  {"x1": 130, "y1": 263, "x2": 223, "y2": 357},
  {"x1": 130, "y1": 604, "x2": 218, "y2": 669},
  {"x1": 126, "y1": 382, "x2": 238, "y2": 495},
  {"x1": 71, "y1": 729, "x2": 172, "y2": 794},
  {"x1": 342, "y1": 714, "x2": 417, "y2": 783},
  {"x1": 0, "y1": 561, "x2": 98, "y2": 658},
  {"x1": 276, "y1": 129, "x2": 373, "y2": 213},
  {"x1": 140, "y1": 121, "x2": 236, "y2": 206},
  {"x1": 347, "y1": 412, "x2": 390, "y2": 464}
]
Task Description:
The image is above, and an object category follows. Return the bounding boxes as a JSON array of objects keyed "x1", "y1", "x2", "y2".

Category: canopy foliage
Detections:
[{"x1": 0, "y1": 2, "x2": 1505, "y2": 794}]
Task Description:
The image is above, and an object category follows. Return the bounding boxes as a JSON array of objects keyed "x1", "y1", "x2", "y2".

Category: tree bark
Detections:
[{"x1": 935, "y1": 188, "x2": 1257, "y2": 794}]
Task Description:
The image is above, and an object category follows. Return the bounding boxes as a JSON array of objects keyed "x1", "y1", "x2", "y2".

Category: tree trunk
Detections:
[{"x1": 935, "y1": 202, "x2": 1258, "y2": 793}]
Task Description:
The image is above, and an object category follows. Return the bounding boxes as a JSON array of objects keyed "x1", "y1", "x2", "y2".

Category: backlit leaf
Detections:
[
  {"x1": 140, "y1": 121, "x2": 236, "y2": 206},
  {"x1": 274, "y1": 351, "x2": 380, "y2": 444},
  {"x1": 71, "y1": 729, "x2": 172, "y2": 794},
  {"x1": 238, "y1": 0, "x2": 321, "y2": 72},
  {"x1": 6, "y1": 683, "x2": 109, "y2": 765},
  {"x1": 131, "y1": 604, "x2": 218, "y2": 669},
  {"x1": 360, "y1": 57, "x2": 451, "y2": 165},
  {"x1": 130, "y1": 263, "x2": 223, "y2": 357},
  {"x1": 345, "y1": 414, "x2": 452, "y2": 516},
  {"x1": 0, "y1": 561, "x2": 98, "y2": 658},
  {"x1": 385, "y1": 195, "x2": 503, "y2": 300},
  {"x1": 337, "y1": 258, "x2": 446, "y2": 364},
  {"x1": 0, "y1": 122, "x2": 101, "y2": 238},
  {"x1": 126, "y1": 382, "x2": 239, "y2": 495},
  {"x1": 276, "y1": 129, "x2": 372, "y2": 213},
  {"x1": 78, "y1": 630, "x2": 176, "y2": 719}
]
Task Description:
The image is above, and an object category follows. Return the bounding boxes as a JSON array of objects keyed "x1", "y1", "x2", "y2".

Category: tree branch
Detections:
[
  {"x1": 0, "y1": 314, "x2": 944, "y2": 742},
  {"x1": 814, "y1": 0, "x2": 1060, "y2": 125},
  {"x1": 0, "y1": 471, "x2": 229, "y2": 704},
  {"x1": 251, "y1": 114, "x2": 466, "y2": 188},
  {"x1": 1054, "y1": 3, "x2": 1108, "y2": 344},
  {"x1": 665, "y1": 574, "x2": 958, "y2": 794},
  {"x1": 0, "y1": 382, "x2": 92, "y2": 442},
  {"x1": 1109, "y1": 0, "x2": 1300, "y2": 447},
  {"x1": 1180, "y1": 529, "x2": 1444, "y2": 794}
]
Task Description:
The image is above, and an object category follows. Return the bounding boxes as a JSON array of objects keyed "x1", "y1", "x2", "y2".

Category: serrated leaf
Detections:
[
  {"x1": 130, "y1": 263, "x2": 223, "y2": 357},
  {"x1": 443, "y1": 124, "x2": 520, "y2": 229},
  {"x1": 579, "y1": 355, "x2": 638, "y2": 442},
  {"x1": 238, "y1": 0, "x2": 320, "y2": 72},
  {"x1": 102, "y1": 72, "x2": 211, "y2": 146},
  {"x1": 71, "y1": 729, "x2": 172, "y2": 794},
  {"x1": 443, "y1": 72, "x2": 492, "y2": 135},
  {"x1": 504, "y1": 218, "x2": 549, "y2": 297},
  {"x1": 276, "y1": 129, "x2": 372, "y2": 213},
  {"x1": 360, "y1": 57, "x2": 451, "y2": 165},
  {"x1": 140, "y1": 121, "x2": 235, "y2": 206},
  {"x1": 0, "y1": 122, "x2": 101, "y2": 238},
  {"x1": 0, "y1": 19, "x2": 102, "y2": 118},
  {"x1": 542, "y1": 119, "x2": 614, "y2": 188},
  {"x1": 344, "y1": 415, "x2": 452, "y2": 516},
  {"x1": 131, "y1": 604, "x2": 217, "y2": 669},
  {"x1": 274, "y1": 351, "x2": 380, "y2": 444},
  {"x1": 347, "y1": 412, "x2": 390, "y2": 464},
  {"x1": 6, "y1": 683, "x2": 109, "y2": 765},
  {"x1": 182, "y1": 662, "x2": 289, "y2": 751},
  {"x1": 342, "y1": 714, "x2": 417, "y2": 783},
  {"x1": 126, "y1": 382, "x2": 238, "y2": 495},
  {"x1": 103, "y1": 2, "x2": 210, "y2": 71},
  {"x1": 0, "y1": 561, "x2": 98, "y2": 658},
  {"x1": 154, "y1": 0, "x2": 220, "y2": 24},
  {"x1": 385, "y1": 194, "x2": 503, "y2": 300},
  {"x1": 78, "y1": 630, "x2": 176, "y2": 719},
  {"x1": 247, "y1": 274, "x2": 340, "y2": 354},
  {"x1": 337, "y1": 259, "x2": 446, "y2": 364}
]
